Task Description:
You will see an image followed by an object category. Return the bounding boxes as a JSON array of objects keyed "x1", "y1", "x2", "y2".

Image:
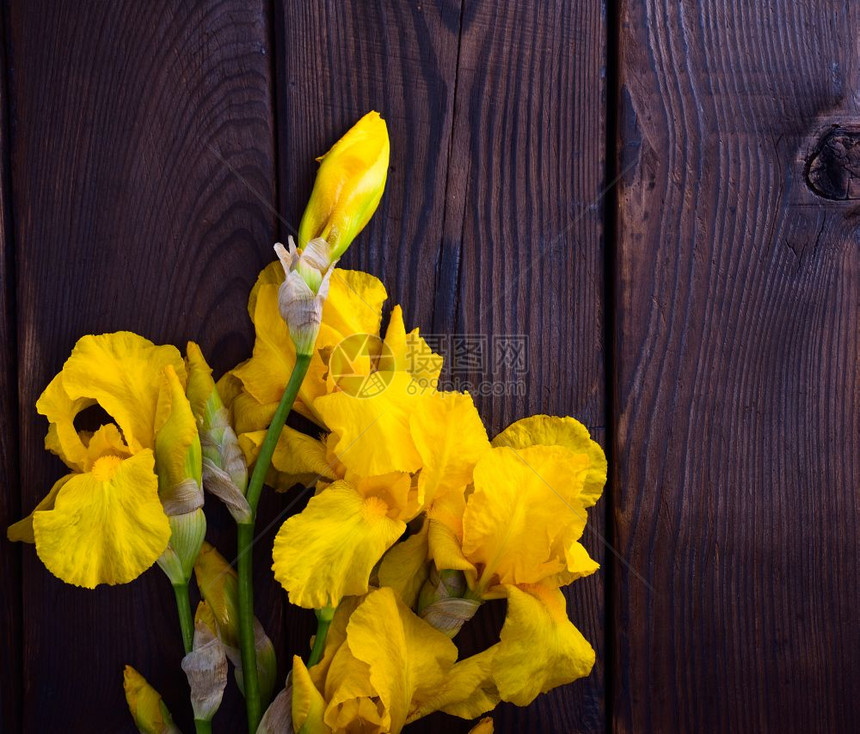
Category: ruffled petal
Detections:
[
  {"x1": 272, "y1": 481, "x2": 405, "y2": 608},
  {"x1": 345, "y1": 587, "x2": 458, "y2": 733},
  {"x1": 314, "y1": 372, "x2": 425, "y2": 476},
  {"x1": 58, "y1": 332, "x2": 186, "y2": 453},
  {"x1": 36, "y1": 372, "x2": 93, "y2": 471},
  {"x1": 491, "y1": 584, "x2": 595, "y2": 706},
  {"x1": 464, "y1": 446, "x2": 589, "y2": 590},
  {"x1": 492, "y1": 415, "x2": 606, "y2": 507},
  {"x1": 407, "y1": 647, "x2": 499, "y2": 722},
  {"x1": 410, "y1": 391, "x2": 489, "y2": 505},
  {"x1": 32, "y1": 450, "x2": 170, "y2": 588}
]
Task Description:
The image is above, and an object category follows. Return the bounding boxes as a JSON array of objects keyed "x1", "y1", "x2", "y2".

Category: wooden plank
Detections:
[
  {"x1": 274, "y1": 3, "x2": 464, "y2": 723},
  {"x1": 440, "y1": 2, "x2": 607, "y2": 732},
  {"x1": 276, "y1": 0, "x2": 464, "y2": 331},
  {"x1": 0, "y1": 5, "x2": 21, "y2": 731},
  {"x1": 613, "y1": 1, "x2": 860, "y2": 731},
  {"x1": 8, "y1": 1, "x2": 277, "y2": 730}
]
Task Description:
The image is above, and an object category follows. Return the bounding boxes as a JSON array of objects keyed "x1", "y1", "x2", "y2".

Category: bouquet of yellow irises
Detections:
[{"x1": 8, "y1": 112, "x2": 606, "y2": 734}]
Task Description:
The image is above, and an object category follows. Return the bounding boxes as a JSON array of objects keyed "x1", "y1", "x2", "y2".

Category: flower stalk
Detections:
[
  {"x1": 306, "y1": 605, "x2": 334, "y2": 668},
  {"x1": 236, "y1": 350, "x2": 313, "y2": 733}
]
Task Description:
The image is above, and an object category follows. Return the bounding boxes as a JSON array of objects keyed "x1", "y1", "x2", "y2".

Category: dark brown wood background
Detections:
[{"x1": 0, "y1": 1, "x2": 857, "y2": 732}]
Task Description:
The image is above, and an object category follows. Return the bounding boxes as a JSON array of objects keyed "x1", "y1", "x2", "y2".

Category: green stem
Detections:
[
  {"x1": 172, "y1": 582, "x2": 194, "y2": 654},
  {"x1": 237, "y1": 351, "x2": 313, "y2": 733},
  {"x1": 307, "y1": 606, "x2": 335, "y2": 668},
  {"x1": 194, "y1": 720, "x2": 213, "y2": 734}
]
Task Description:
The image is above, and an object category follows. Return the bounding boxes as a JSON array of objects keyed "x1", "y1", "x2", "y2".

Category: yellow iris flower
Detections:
[{"x1": 7, "y1": 332, "x2": 205, "y2": 589}]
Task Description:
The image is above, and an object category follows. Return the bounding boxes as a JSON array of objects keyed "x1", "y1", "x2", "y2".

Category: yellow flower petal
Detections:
[
  {"x1": 36, "y1": 372, "x2": 93, "y2": 471},
  {"x1": 298, "y1": 111, "x2": 390, "y2": 258},
  {"x1": 291, "y1": 656, "x2": 331, "y2": 734},
  {"x1": 7, "y1": 474, "x2": 73, "y2": 544},
  {"x1": 427, "y1": 489, "x2": 477, "y2": 577},
  {"x1": 383, "y1": 306, "x2": 443, "y2": 387},
  {"x1": 377, "y1": 519, "x2": 431, "y2": 608},
  {"x1": 435, "y1": 650, "x2": 499, "y2": 720},
  {"x1": 464, "y1": 446, "x2": 589, "y2": 591},
  {"x1": 410, "y1": 391, "x2": 489, "y2": 505},
  {"x1": 492, "y1": 584, "x2": 595, "y2": 706},
  {"x1": 492, "y1": 415, "x2": 606, "y2": 507},
  {"x1": 314, "y1": 372, "x2": 425, "y2": 477},
  {"x1": 469, "y1": 717, "x2": 494, "y2": 734},
  {"x1": 324, "y1": 641, "x2": 384, "y2": 732},
  {"x1": 82, "y1": 424, "x2": 133, "y2": 470},
  {"x1": 344, "y1": 587, "x2": 458, "y2": 733},
  {"x1": 32, "y1": 451, "x2": 170, "y2": 588},
  {"x1": 58, "y1": 332, "x2": 186, "y2": 453},
  {"x1": 272, "y1": 481, "x2": 405, "y2": 608},
  {"x1": 322, "y1": 269, "x2": 388, "y2": 343}
]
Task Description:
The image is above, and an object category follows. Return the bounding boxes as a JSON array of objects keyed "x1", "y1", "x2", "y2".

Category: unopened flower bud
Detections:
[
  {"x1": 417, "y1": 567, "x2": 481, "y2": 638},
  {"x1": 122, "y1": 665, "x2": 180, "y2": 734},
  {"x1": 154, "y1": 365, "x2": 206, "y2": 584},
  {"x1": 274, "y1": 239, "x2": 335, "y2": 356},
  {"x1": 194, "y1": 542, "x2": 278, "y2": 707},
  {"x1": 298, "y1": 110, "x2": 390, "y2": 260},
  {"x1": 186, "y1": 342, "x2": 251, "y2": 523},
  {"x1": 181, "y1": 602, "x2": 227, "y2": 722}
]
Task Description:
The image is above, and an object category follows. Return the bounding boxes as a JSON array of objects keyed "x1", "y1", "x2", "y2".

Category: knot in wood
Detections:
[{"x1": 806, "y1": 126, "x2": 860, "y2": 200}]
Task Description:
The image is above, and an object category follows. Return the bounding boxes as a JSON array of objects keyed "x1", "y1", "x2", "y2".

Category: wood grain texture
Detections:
[
  {"x1": 0, "y1": 6, "x2": 21, "y2": 731},
  {"x1": 614, "y1": 1, "x2": 860, "y2": 732},
  {"x1": 7, "y1": 1, "x2": 276, "y2": 730},
  {"x1": 276, "y1": 0, "x2": 464, "y2": 332},
  {"x1": 440, "y1": 2, "x2": 607, "y2": 732}
]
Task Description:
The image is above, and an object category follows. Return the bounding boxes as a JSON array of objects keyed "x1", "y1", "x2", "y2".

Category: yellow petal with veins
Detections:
[
  {"x1": 492, "y1": 415, "x2": 606, "y2": 507},
  {"x1": 36, "y1": 372, "x2": 93, "y2": 471},
  {"x1": 491, "y1": 584, "x2": 595, "y2": 705},
  {"x1": 32, "y1": 450, "x2": 169, "y2": 588},
  {"x1": 314, "y1": 372, "x2": 425, "y2": 477},
  {"x1": 57, "y1": 332, "x2": 186, "y2": 454},
  {"x1": 410, "y1": 391, "x2": 489, "y2": 505},
  {"x1": 341, "y1": 588, "x2": 458, "y2": 733},
  {"x1": 272, "y1": 481, "x2": 405, "y2": 608},
  {"x1": 464, "y1": 446, "x2": 588, "y2": 591}
]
